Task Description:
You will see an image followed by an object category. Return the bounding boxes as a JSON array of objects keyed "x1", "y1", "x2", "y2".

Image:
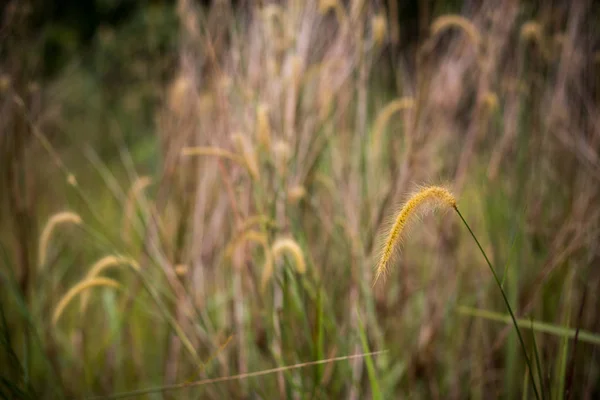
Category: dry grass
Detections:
[{"x1": 2, "y1": 1, "x2": 599, "y2": 399}]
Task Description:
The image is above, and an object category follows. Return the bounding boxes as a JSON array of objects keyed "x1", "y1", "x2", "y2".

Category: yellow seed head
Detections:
[
  {"x1": 318, "y1": 0, "x2": 337, "y2": 15},
  {"x1": 287, "y1": 185, "x2": 307, "y2": 204},
  {"x1": 371, "y1": 97, "x2": 414, "y2": 155},
  {"x1": 80, "y1": 255, "x2": 139, "y2": 312},
  {"x1": 256, "y1": 103, "x2": 271, "y2": 151},
  {"x1": 430, "y1": 15, "x2": 481, "y2": 48},
  {"x1": 67, "y1": 174, "x2": 77, "y2": 187},
  {"x1": 272, "y1": 139, "x2": 292, "y2": 176},
  {"x1": 520, "y1": 21, "x2": 542, "y2": 42},
  {"x1": 372, "y1": 14, "x2": 387, "y2": 47},
  {"x1": 232, "y1": 132, "x2": 261, "y2": 181},
  {"x1": 374, "y1": 186, "x2": 456, "y2": 285},
  {"x1": 175, "y1": 264, "x2": 188, "y2": 277},
  {"x1": 0, "y1": 74, "x2": 11, "y2": 92},
  {"x1": 39, "y1": 211, "x2": 83, "y2": 268},
  {"x1": 225, "y1": 229, "x2": 271, "y2": 276},
  {"x1": 261, "y1": 237, "x2": 306, "y2": 293},
  {"x1": 482, "y1": 92, "x2": 499, "y2": 113},
  {"x1": 53, "y1": 277, "x2": 121, "y2": 326}
]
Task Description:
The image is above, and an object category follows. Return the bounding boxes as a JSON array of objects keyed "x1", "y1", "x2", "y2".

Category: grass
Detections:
[{"x1": 1, "y1": 1, "x2": 599, "y2": 398}]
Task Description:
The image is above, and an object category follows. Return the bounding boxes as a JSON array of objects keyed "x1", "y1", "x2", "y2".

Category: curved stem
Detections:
[{"x1": 454, "y1": 206, "x2": 541, "y2": 400}]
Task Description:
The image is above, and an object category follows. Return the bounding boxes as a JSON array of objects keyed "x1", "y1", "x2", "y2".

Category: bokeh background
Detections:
[{"x1": 1, "y1": 0, "x2": 600, "y2": 398}]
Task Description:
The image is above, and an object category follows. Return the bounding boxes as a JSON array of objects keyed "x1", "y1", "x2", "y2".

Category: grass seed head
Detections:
[
  {"x1": 256, "y1": 103, "x2": 272, "y2": 151},
  {"x1": 261, "y1": 238, "x2": 306, "y2": 293},
  {"x1": 372, "y1": 14, "x2": 387, "y2": 47},
  {"x1": 79, "y1": 255, "x2": 139, "y2": 312},
  {"x1": 430, "y1": 15, "x2": 481, "y2": 49},
  {"x1": 374, "y1": 186, "x2": 456, "y2": 285},
  {"x1": 53, "y1": 277, "x2": 121, "y2": 326},
  {"x1": 39, "y1": 211, "x2": 83, "y2": 268}
]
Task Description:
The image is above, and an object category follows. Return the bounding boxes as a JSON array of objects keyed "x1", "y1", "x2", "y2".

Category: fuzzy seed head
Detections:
[
  {"x1": 233, "y1": 132, "x2": 261, "y2": 181},
  {"x1": 256, "y1": 103, "x2": 271, "y2": 151},
  {"x1": 430, "y1": 15, "x2": 481, "y2": 49},
  {"x1": 80, "y1": 255, "x2": 139, "y2": 312},
  {"x1": 374, "y1": 186, "x2": 456, "y2": 285},
  {"x1": 371, "y1": 97, "x2": 414, "y2": 155},
  {"x1": 261, "y1": 237, "x2": 306, "y2": 293},
  {"x1": 39, "y1": 211, "x2": 83, "y2": 268},
  {"x1": 287, "y1": 185, "x2": 307, "y2": 204},
  {"x1": 372, "y1": 14, "x2": 387, "y2": 47},
  {"x1": 53, "y1": 277, "x2": 121, "y2": 326}
]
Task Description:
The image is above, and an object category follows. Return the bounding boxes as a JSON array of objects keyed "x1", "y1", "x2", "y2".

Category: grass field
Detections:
[{"x1": 1, "y1": 1, "x2": 600, "y2": 398}]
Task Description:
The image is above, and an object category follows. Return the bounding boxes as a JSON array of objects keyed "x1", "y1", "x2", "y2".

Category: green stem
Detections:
[{"x1": 454, "y1": 207, "x2": 541, "y2": 400}]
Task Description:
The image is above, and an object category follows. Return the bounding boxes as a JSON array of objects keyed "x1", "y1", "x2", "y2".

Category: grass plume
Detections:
[
  {"x1": 53, "y1": 277, "x2": 121, "y2": 326},
  {"x1": 38, "y1": 211, "x2": 83, "y2": 268},
  {"x1": 374, "y1": 186, "x2": 456, "y2": 284},
  {"x1": 261, "y1": 237, "x2": 307, "y2": 292},
  {"x1": 80, "y1": 255, "x2": 140, "y2": 312},
  {"x1": 430, "y1": 14, "x2": 481, "y2": 48}
]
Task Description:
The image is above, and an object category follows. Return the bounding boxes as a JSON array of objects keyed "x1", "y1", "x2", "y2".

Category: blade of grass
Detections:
[
  {"x1": 564, "y1": 284, "x2": 587, "y2": 400},
  {"x1": 454, "y1": 207, "x2": 540, "y2": 400},
  {"x1": 530, "y1": 318, "x2": 545, "y2": 399},
  {"x1": 456, "y1": 306, "x2": 600, "y2": 345},
  {"x1": 357, "y1": 313, "x2": 381, "y2": 400},
  {"x1": 88, "y1": 350, "x2": 388, "y2": 399}
]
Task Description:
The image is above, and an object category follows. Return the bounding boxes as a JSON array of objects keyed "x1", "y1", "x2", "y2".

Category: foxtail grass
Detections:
[
  {"x1": 374, "y1": 186, "x2": 456, "y2": 284},
  {"x1": 52, "y1": 277, "x2": 121, "y2": 326},
  {"x1": 79, "y1": 255, "x2": 140, "y2": 312},
  {"x1": 371, "y1": 97, "x2": 414, "y2": 157},
  {"x1": 430, "y1": 15, "x2": 481, "y2": 48},
  {"x1": 232, "y1": 133, "x2": 261, "y2": 181},
  {"x1": 256, "y1": 103, "x2": 271, "y2": 151},
  {"x1": 374, "y1": 185, "x2": 541, "y2": 399},
  {"x1": 38, "y1": 211, "x2": 83, "y2": 268},
  {"x1": 261, "y1": 237, "x2": 306, "y2": 293},
  {"x1": 371, "y1": 14, "x2": 387, "y2": 47}
]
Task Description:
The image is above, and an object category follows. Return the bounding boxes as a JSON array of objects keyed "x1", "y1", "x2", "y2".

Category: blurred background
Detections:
[{"x1": 1, "y1": 0, "x2": 599, "y2": 398}]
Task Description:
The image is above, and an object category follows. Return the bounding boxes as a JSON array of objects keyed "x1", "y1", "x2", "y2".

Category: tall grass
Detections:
[{"x1": 1, "y1": 1, "x2": 599, "y2": 398}]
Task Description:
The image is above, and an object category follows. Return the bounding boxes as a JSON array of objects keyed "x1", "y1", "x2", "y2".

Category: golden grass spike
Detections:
[
  {"x1": 232, "y1": 132, "x2": 261, "y2": 181},
  {"x1": 256, "y1": 103, "x2": 272, "y2": 151},
  {"x1": 371, "y1": 14, "x2": 387, "y2": 47},
  {"x1": 53, "y1": 277, "x2": 121, "y2": 326},
  {"x1": 181, "y1": 147, "x2": 246, "y2": 166},
  {"x1": 67, "y1": 174, "x2": 78, "y2": 187},
  {"x1": 371, "y1": 97, "x2": 414, "y2": 154},
  {"x1": 86, "y1": 255, "x2": 140, "y2": 278},
  {"x1": 374, "y1": 186, "x2": 456, "y2": 285},
  {"x1": 0, "y1": 74, "x2": 10, "y2": 92},
  {"x1": 39, "y1": 211, "x2": 83, "y2": 268},
  {"x1": 483, "y1": 92, "x2": 499, "y2": 113},
  {"x1": 175, "y1": 264, "x2": 188, "y2": 277},
  {"x1": 122, "y1": 176, "x2": 153, "y2": 243},
  {"x1": 520, "y1": 21, "x2": 543, "y2": 42},
  {"x1": 430, "y1": 15, "x2": 481, "y2": 48},
  {"x1": 225, "y1": 230, "x2": 269, "y2": 261},
  {"x1": 287, "y1": 185, "x2": 307, "y2": 204},
  {"x1": 261, "y1": 238, "x2": 306, "y2": 292},
  {"x1": 519, "y1": 21, "x2": 551, "y2": 60},
  {"x1": 272, "y1": 139, "x2": 292, "y2": 176},
  {"x1": 79, "y1": 255, "x2": 140, "y2": 312}
]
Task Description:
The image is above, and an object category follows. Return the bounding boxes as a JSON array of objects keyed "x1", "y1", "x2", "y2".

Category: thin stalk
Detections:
[{"x1": 454, "y1": 206, "x2": 540, "y2": 400}]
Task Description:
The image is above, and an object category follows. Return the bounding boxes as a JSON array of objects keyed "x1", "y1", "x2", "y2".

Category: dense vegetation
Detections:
[{"x1": 1, "y1": 1, "x2": 599, "y2": 398}]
